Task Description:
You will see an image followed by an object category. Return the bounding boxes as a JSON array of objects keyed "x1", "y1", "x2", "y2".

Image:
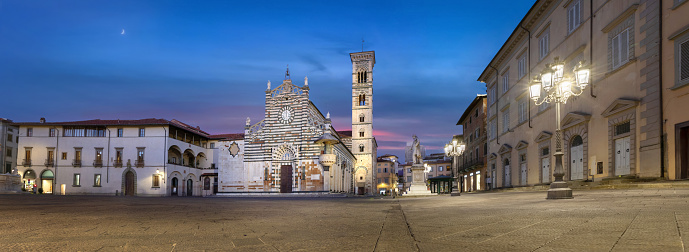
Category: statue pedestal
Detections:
[{"x1": 404, "y1": 164, "x2": 433, "y2": 196}]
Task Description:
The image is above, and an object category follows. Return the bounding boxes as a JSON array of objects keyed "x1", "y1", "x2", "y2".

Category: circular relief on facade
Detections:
[{"x1": 278, "y1": 106, "x2": 294, "y2": 124}]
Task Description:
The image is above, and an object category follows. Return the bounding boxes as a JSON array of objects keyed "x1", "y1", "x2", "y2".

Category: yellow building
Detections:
[
  {"x1": 662, "y1": 0, "x2": 689, "y2": 180},
  {"x1": 478, "y1": 0, "x2": 681, "y2": 187}
]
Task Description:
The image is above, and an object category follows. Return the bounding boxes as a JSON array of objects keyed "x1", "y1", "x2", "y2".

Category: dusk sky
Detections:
[{"x1": 0, "y1": 0, "x2": 534, "y2": 161}]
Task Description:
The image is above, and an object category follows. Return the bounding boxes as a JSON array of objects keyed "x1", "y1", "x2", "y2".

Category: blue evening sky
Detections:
[{"x1": 0, "y1": 0, "x2": 534, "y2": 162}]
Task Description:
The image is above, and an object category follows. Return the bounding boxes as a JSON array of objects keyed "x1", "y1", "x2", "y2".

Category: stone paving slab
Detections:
[{"x1": 1, "y1": 189, "x2": 689, "y2": 251}]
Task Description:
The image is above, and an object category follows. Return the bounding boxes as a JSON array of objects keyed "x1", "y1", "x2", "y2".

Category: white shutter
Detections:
[
  {"x1": 621, "y1": 29, "x2": 629, "y2": 65},
  {"x1": 612, "y1": 35, "x2": 620, "y2": 68}
]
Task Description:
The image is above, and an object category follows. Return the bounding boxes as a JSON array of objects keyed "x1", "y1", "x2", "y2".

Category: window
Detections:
[
  {"x1": 359, "y1": 145, "x2": 364, "y2": 152},
  {"x1": 384, "y1": 178, "x2": 389, "y2": 184},
  {"x1": 501, "y1": 72, "x2": 509, "y2": 94},
  {"x1": 63, "y1": 127, "x2": 106, "y2": 137},
  {"x1": 117, "y1": 128, "x2": 123, "y2": 137},
  {"x1": 152, "y1": 174, "x2": 160, "y2": 187},
  {"x1": 542, "y1": 147, "x2": 550, "y2": 156},
  {"x1": 61, "y1": 152, "x2": 67, "y2": 160},
  {"x1": 615, "y1": 121, "x2": 631, "y2": 136},
  {"x1": 378, "y1": 168, "x2": 381, "y2": 173},
  {"x1": 94, "y1": 148, "x2": 103, "y2": 167},
  {"x1": 384, "y1": 168, "x2": 387, "y2": 173},
  {"x1": 138, "y1": 149, "x2": 144, "y2": 160},
  {"x1": 439, "y1": 166, "x2": 443, "y2": 172},
  {"x1": 568, "y1": 0, "x2": 581, "y2": 33},
  {"x1": 407, "y1": 168, "x2": 411, "y2": 173},
  {"x1": 475, "y1": 109, "x2": 479, "y2": 117},
  {"x1": 407, "y1": 176, "x2": 412, "y2": 182},
  {"x1": 502, "y1": 110, "x2": 510, "y2": 133},
  {"x1": 358, "y1": 94, "x2": 366, "y2": 106},
  {"x1": 612, "y1": 28, "x2": 630, "y2": 69},
  {"x1": 7, "y1": 134, "x2": 12, "y2": 142},
  {"x1": 115, "y1": 148, "x2": 123, "y2": 165},
  {"x1": 27, "y1": 128, "x2": 33, "y2": 137},
  {"x1": 377, "y1": 178, "x2": 381, "y2": 183},
  {"x1": 94, "y1": 174, "x2": 101, "y2": 187},
  {"x1": 47, "y1": 149, "x2": 54, "y2": 165},
  {"x1": 674, "y1": 35, "x2": 689, "y2": 87},
  {"x1": 359, "y1": 114, "x2": 365, "y2": 122},
  {"x1": 518, "y1": 54, "x2": 527, "y2": 79},
  {"x1": 488, "y1": 120, "x2": 496, "y2": 140},
  {"x1": 139, "y1": 128, "x2": 145, "y2": 137},
  {"x1": 539, "y1": 28, "x2": 550, "y2": 60},
  {"x1": 210, "y1": 143, "x2": 215, "y2": 149},
  {"x1": 475, "y1": 128, "x2": 479, "y2": 139},
  {"x1": 73, "y1": 174, "x2": 81, "y2": 186},
  {"x1": 489, "y1": 87, "x2": 496, "y2": 105},
  {"x1": 359, "y1": 130, "x2": 364, "y2": 137},
  {"x1": 49, "y1": 128, "x2": 55, "y2": 137},
  {"x1": 74, "y1": 149, "x2": 82, "y2": 161},
  {"x1": 7, "y1": 147, "x2": 13, "y2": 158},
  {"x1": 518, "y1": 99, "x2": 528, "y2": 123}
]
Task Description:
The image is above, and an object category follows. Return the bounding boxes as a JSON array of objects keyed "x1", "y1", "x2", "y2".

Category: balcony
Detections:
[
  {"x1": 459, "y1": 158, "x2": 484, "y2": 173},
  {"x1": 44, "y1": 159, "x2": 54, "y2": 167},
  {"x1": 22, "y1": 159, "x2": 31, "y2": 167},
  {"x1": 318, "y1": 154, "x2": 336, "y2": 166},
  {"x1": 113, "y1": 159, "x2": 123, "y2": 168},
  {"x1": 93, "y1": 160, "x2": 103, "y2": 168},
  {"x1": 135, "y1": 159, "x2": 145, "y2": 168},
  {"x1": 73, "y1": 159, "x2": 82, "y2": 167}
]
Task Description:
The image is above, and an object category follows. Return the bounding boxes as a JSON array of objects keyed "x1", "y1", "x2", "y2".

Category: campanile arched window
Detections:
[
  {"x1": 359, "y1": 114, "x2": 365, "y2": 122},
  {"x1": 358, "y1": 94, "x2": 366, "y2": 106},
  {"x1": 359, "y1": 144, "x2": 365, "y2": 152}
]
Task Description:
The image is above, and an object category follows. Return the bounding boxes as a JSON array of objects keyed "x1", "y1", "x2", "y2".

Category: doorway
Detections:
[
  {"x1": 40, "y1": 170, "x2": 54, "y2": 194},
  {"x1": 520, "y1": 162, "x2": 527, "y2": 185},
  {"x1": 570, "y1": 135, "x2": 584, "y2": 180},
  {"x1": 678, "y1": 123, "x2": 689, "y2": 179},
  {"x1": 125, "y1": 171, "x2": 135, "y2": 196},
  {"x1": 171, "y1": 177, "x2": 178, "y2": 196},
  {"x1": 503, "y1": 159, "x2": 511, "y2": 187},
  {"x1": 186, "y1": 179, "x2": 193, "y2": 196},
  {"x1": 614, "y1": 136, "x2": 631, "y2": 176},
  {"x1": 280, "y1": 165, "x2": 293, "y2": 193},
  {"x1": 541, "y1": 156, "x2": 550, "y2": 183}
]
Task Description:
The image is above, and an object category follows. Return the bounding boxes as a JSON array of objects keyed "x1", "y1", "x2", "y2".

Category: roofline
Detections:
[
  {"x1": 477, "y1": 0, "x2": 543, "y2": 83},
  {"x1": 457, "y1": 94, "x2": 488, "y2": 125}
]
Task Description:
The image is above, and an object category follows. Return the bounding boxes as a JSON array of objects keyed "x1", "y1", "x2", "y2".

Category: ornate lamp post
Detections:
[
  {"x1": 529, "y1": 57, "x2": 590, "y2": 199},
  {"x1": 445, "y1": 139, "x2": 465, "y2": 196}
]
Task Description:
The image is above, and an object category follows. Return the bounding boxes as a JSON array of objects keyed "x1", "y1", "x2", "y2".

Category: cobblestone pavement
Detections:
[{"x1": 1, "y1": 189, "x2": 687, "y2": 251}]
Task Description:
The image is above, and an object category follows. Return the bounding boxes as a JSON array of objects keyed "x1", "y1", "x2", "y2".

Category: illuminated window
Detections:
[
  {"x1": 73, "y1": 173, "x2": 81, "y2": 186},
  {"x1": 94, "y1": 174, "x2": 101, "y2": 187}
]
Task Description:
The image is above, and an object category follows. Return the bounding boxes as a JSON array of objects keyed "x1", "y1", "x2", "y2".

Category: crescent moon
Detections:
[{"x1": 121, "y1": 29, "x2": 125, "y2": 35}]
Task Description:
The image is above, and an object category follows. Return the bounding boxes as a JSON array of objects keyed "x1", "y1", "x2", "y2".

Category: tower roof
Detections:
[{"x1": 350, "y1": 51, "x2": 375, "y2": 65}]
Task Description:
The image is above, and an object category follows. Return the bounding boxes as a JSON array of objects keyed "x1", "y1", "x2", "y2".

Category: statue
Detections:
[
  {"x1": 267, "y1": 81, "x2": 271, "y2": 90},
  {"x1": 246, "y1": 117, "x2": 251, "y2": 126},
  {"x1": 326, "y1": 112, "x2": 330, "y2": 119},
  {"x1": 304, "y1": 76, "x2": 309, "y2": 86},
  {"x1": 412, "y1": 135, "x2": 422, "y2": 164}
]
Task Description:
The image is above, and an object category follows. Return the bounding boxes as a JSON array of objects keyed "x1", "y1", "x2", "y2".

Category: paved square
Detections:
[{"x1": 1, "y1": 189, "x2": 688, "y2": 251}]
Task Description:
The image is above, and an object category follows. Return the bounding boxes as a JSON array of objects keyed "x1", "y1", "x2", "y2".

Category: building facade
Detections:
[
  {"x1": 1, "y1": 118, "x2": 18, "y2": 174},
  {"x1": 456, "y1": 95, "x2": 488, "y2": 192},
  {"x1": 662, "y1": 0, "x2": 689, "y2": 180},
  {"x1": 478, "y1": 0, "x2": 675, "y2": 188},
  {"x1": 14, "y1": 118, "x2": 219, "y2": 196},
  {"x1": 218, "y1": 73, "x2": 356, "y2": 194},
  {"x1": 375, "y1": 154, "x2": 399, "y2": 194}
]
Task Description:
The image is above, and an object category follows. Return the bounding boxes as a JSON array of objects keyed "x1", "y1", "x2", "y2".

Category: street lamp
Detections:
[
  {"x1": 529, "y1": 57, "x2": 590, "y2": 199},
  {"x1": 445, "y1": 139, "x2": 465, "y2": 196}
]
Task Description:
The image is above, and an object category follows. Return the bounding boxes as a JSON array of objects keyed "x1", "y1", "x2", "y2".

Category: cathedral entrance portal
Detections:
[{"x1": 280, "y1": 165, "x2": 293, "y2": 193}]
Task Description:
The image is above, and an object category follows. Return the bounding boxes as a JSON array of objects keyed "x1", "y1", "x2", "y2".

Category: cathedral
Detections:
[{"x1": 217, "y1": 51, "x2": 377, "y2": 195}]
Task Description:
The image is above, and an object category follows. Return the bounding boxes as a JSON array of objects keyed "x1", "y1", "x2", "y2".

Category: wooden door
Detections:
[
  {"x1": 504, "y1": 164, "x2": 511, "y2": 187},
  {"x1": 520, "y1": 163, "x2": 527, "y2": 185},
  {"x1": 125, "y1": 171, "x2": 135, "y2": 196},
  {"x1": 186, "y1": 179, "x2": 193, "y2": 196},
  {"x1": 680, "y1": 126, "x2": 689, "y2": 179},
  {"x1": 571, "y1": 137, "x2": 584, "y2": 180},
  {"x1": 615, "y1": 137, "x2": 630, "y2": 176},
  {"x1": 541, "y1": 157, "x2": 550, "y2": 183},
  {"x1": 280, "y1": 165, "x2": 293, "y2": 193}
]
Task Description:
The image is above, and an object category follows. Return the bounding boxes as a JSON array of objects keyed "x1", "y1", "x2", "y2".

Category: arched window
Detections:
[
  {"x1": 359, "y1": 130, "x2": 364, "y2": 137},
  {"x1": 359, "y1": 94, "x2": 366, "y2": 106},
  {"x1": 571, "y1": 135, "x2": 583, "y2": 147},
  {"x1": 359, "y1": 144, "x2": 365, "y2": 152},
  {"x1": 359, "y1": 114, "x2": 365, "y2": 122}
]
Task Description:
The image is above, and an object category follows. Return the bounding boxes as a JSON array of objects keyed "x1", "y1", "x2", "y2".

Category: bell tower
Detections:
[{"x1": 350, "y1": 51, "x2": 376, "y2": 195}]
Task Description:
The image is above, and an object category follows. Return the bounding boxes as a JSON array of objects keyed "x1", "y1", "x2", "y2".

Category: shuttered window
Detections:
[
  {"x1": 681, "y1": 39, "x2": 689, "y2": 82},
  {"x1": 568, "y1": 0, "x2": 581, "y2": 33}
]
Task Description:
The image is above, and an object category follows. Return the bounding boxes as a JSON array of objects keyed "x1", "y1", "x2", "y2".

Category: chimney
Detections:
[{"x1": 40, "y1": 117, "x2": 46, "y2": 123}]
